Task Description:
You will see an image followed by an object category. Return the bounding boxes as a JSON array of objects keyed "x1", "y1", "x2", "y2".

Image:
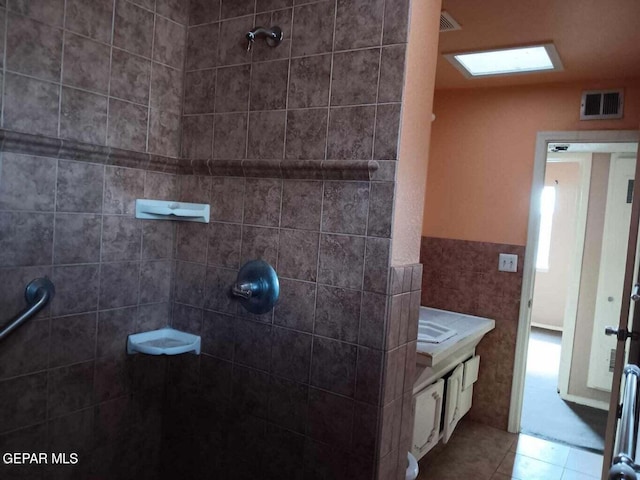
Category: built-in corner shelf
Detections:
[
  {"x1": 127, "y1": 328, "x2": 201, "y2": 356},
  {"x1": 135, "y1": 199, "x2": 210, "y2": 223}
]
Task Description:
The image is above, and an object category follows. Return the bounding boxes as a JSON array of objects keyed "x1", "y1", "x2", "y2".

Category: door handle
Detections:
[
  {"x1": 632, "y1": 284, "x2": 640, "y2": 302},
  {"x1": 606, "y1": 326, "x2": 637, "y2": 341}
]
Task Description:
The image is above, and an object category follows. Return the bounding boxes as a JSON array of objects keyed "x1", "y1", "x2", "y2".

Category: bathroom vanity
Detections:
[{"x1": 411, "y1": 308, "x2": 495, "y2": 460}]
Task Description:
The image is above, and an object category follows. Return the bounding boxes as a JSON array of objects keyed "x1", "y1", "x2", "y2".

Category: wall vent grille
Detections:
[
  {"x1": 440, "y1": 11, "x2": 462, "y2": 32},
  {"x1": 581, "y1": 89, "x2": 624, "y2": 120}
]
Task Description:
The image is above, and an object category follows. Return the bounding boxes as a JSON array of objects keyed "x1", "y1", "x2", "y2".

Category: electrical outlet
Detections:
[{"x1": 498, "y1": 253, "x2": 518, "y2": 272}]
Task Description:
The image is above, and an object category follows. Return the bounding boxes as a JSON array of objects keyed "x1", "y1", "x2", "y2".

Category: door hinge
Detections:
[{"x1": 617, "y1": 403, "x2": 624, "y2": 419}]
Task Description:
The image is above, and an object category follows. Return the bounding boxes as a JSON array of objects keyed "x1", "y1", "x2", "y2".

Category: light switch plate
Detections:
[{"x1": 498, "y1": 253, "x2": 518, "y2": 272}]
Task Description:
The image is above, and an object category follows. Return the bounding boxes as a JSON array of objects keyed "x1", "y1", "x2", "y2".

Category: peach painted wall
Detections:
[
  {"x1": 423, "y1": 79, "x2": 640, "y2": 246},
  {"x1": 391, "y1": 0, "x2": 442, "y2": 265}
]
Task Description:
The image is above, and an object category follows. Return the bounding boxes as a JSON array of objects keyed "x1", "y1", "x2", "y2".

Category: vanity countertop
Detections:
[{"x1": 416, "y1": 307, "x2": 495, "y2": 369}]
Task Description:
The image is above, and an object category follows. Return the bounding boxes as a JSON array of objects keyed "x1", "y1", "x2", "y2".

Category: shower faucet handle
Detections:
[
  {"x1": 231, "y1": 282, "x2": 253, "y2": 299},
  {"x1": 230, "y1": 260, "x2": 279, "y2": 315}
]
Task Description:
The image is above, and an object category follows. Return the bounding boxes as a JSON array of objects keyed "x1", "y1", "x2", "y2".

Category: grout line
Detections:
[
  {"x1": 379, "y1": 0, "x2": 386, "y2": 48},
  {"x1": 199, "y1": 187, "x2": 213, "y2": 334},
  {"x1": 56, "y1": 2, "x2": 68, "y2": 139},
  {"x1": 0, "y1": 7, "x2": 9, "y2": 128},
  {"x1": 281, "y1": 7, "x2": 293, "y2": 161},
  {"x1": 304, "y1": 0, "x2": 339, "y2": 439},
  {"x1": 321, "y1": 0, "x2": 337, "y2": 163},
  {"x1": 96, "y1": 164, "x2": 107, "y2": 312},
  {"x1": 275, "y1": 8, "x2": 290, "y2": 272},
  {"x1": 104, "y1": 0, "x2": 118, "y2": 147},
  {"x1": 136, "y1": 173, "x2": 149, "y2": 325},
  {"x1": 195, "y1": 0, "x2": 345, "y2": 26},
  {"x1": 176, "y1": 2, "x2": 188, "y2": 160},
  {"x1": 145, "y1": 6, "x2": 158, "y2": 154},
  {"x1": 2, "y1": 70, "x2": 150, "y2": 108},
  {"x1": 110, "y1": 43, "x2": 180, "y2": 69},
  {"x1": 183, "y1": 41, "x2": 407, "y2": 73},
  {"x1": 51, "y1": 157, "x2": 60, "y2": 266},
  {"x1": 160, "y1": 298, "x2": 383, "y2": 347},
  {"x1": 243, "y1": 22, "x2": 254, "y2": 159},
  {"x1": 179, "y1": 102, "x2": 401, "y2": 116},
  {"x1": 209, "y1": 78, "x2": 216, "y2": 158}
]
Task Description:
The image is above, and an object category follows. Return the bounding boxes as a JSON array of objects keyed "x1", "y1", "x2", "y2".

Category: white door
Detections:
[{"x1": 588, "y1": 156, "x2": 637, "y2": 391}]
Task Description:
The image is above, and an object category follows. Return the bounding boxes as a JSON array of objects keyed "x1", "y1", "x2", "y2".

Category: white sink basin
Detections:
[
  {"x1": 417, "y1": 321, "x2": 457, "y2": 343},
  {"x1": 413, "y1": 308, "x2": 494, "y2": 393},
  {"x1": 416, "y1": 307, "x2": 495, "y2": 368}
]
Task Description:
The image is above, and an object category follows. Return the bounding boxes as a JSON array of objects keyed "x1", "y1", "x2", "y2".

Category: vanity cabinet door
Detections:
[
  {"x1": 443, "y1": 363, "x2": 464, "y2": 443},
  {"x1": 412, "y1": 378, "x2": 444, "y2": 460}
]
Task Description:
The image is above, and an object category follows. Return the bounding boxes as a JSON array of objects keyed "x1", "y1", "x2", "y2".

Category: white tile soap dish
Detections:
[
  {"x1": 127, "y1": 328, "x2": 201, "y2": 355},
  {"x1": 135, "y1": 199, "x2": 210, "y2": 223}
]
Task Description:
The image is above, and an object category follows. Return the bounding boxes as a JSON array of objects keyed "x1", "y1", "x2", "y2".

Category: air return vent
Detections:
[
  {"x1": 440, "y1": 11, "x2": 462, "y2": 32},
  {"x1": 580, "y1": 89, "x2": 624, "y2": 120}
]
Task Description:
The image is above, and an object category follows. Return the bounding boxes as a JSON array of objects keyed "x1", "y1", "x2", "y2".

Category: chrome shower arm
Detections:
[
  {"x1": 246, "y1": 26, "x2": 283, "y2": 51},
  {"x1": 247, "y1": 26, "x2": 279, "y2": 42}
]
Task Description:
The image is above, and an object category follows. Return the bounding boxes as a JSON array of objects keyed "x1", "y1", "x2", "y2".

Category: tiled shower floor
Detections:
[{"x1": 417, "y1": 419, "x2": 603, "y2": 479}]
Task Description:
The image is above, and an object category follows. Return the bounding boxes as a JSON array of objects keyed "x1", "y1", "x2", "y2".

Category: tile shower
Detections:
[{"x1": 0, "y1": 1, "x2": 421, "y2": 480}]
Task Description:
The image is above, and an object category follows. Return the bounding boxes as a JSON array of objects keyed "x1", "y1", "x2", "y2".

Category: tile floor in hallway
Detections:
[{"x1": 418, "y1": 419, "x2": 603, "y2": 480}]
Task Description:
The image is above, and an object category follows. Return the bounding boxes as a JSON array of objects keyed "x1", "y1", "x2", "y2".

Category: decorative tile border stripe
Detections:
[
  {"x1": 183, "y1": 159, "x2": 379, "y2": 180},
  {"x1": 0, "y1": 129, "x2": 181, "y2": 174},
  {"x1": 0, "y1": 129, "x2": 379, "y2": 180}
]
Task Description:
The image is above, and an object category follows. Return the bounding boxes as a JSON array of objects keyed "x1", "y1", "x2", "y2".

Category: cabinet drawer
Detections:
[{"x1": 463, "y1": 355, "x2": 480, "y2": 390}]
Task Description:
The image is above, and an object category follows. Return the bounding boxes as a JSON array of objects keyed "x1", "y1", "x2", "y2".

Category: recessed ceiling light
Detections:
[{"x1": 444, "y1": 43, "x2": 563, "y2": 78}]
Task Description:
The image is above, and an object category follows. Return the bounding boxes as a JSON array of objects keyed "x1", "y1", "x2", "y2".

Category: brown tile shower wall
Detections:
[
  {"x1": 377, "y1": 263, "x2": 422, "y2": 480},
  {"x1": 0, "y1": 152, "x2": 178, "y2": 479},
  {"x1": 164, "y1": 0, "x2": 412, "y2": 479},
  {"x1": 181, "y1": 0, "x2": 406, "y2": 179},
  {"x1": 165, "y1": 182, "x2": 418, "y2": 480},
  {"x1": 0, "y1": 0, "x2": 187, "y2": 157},
  {"x1": 420, "y1": 236, "x2": 525, "y2": 431},
  {"x1": 0, "y1": 2, "x2": 187, "y2": 478},
  {"x1": 0, "y1": 0, "x2": 416, "y2": 479}
]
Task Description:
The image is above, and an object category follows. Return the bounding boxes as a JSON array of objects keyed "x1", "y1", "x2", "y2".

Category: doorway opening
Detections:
[
  {"x1": 522, "y1": 326, "x2": 607, "y2": 452},
  {"x1": 510, "y1": 132, "x2": 640, "y2": 455}
]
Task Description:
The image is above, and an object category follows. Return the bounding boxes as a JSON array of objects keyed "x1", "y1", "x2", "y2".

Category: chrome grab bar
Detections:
[
  {"x1": 610, "y1": 365, "x2": 640, "y2": 480},
  {"x1": 0, "y1": 278, "x2": 55, "y2": 342}
]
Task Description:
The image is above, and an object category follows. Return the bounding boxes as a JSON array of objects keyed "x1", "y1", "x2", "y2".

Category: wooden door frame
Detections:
[{"x1": 508, "y1": 130, "x2": 640, "y2": 438}]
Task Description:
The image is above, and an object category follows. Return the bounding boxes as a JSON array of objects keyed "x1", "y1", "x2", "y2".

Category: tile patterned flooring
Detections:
[{"x1": 418, "y1": 419, "x2": 603, "y2": 480}]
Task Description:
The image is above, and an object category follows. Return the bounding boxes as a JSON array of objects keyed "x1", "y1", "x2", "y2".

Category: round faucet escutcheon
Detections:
[{"x1": 230, "y1": 260, "x2": 280, "y2": 315}]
